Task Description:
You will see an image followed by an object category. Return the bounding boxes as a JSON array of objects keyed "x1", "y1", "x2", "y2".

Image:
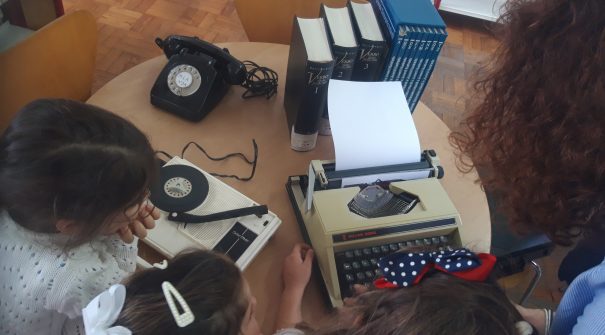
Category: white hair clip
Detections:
[
  {"x1": 153, "y1": 259, "x2": 168, "y2": 269},
  {"x1": 162, "y1": 281, "x2": 195, "y2": 327},
  {"x1": 82, "y1": 284, "x2": 131, "y2": 335},
  {"x1": 515, "y1": 321, "x2": 536, "y2": 335}
]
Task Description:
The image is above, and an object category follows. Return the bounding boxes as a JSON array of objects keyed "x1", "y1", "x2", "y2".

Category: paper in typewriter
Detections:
[{"x1": 327, "y1": 80, "x2": 429, "y2": 187}]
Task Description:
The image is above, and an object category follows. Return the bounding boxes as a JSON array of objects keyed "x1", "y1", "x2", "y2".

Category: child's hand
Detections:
[
  {"x1": 282, "y1": 243, "x2": 314, "y2": 293},
  {"x1": 343, "y1": 284, "x2": 369, "y2": 306},
  {"x1": 118, "y1": 203, "x2": 160, "y2": 243}
]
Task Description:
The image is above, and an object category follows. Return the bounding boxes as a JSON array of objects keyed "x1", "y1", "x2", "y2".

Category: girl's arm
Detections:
[
  {"x1": 274, "y1": 243, "x2": 314, "y2": 331},
  {"x1": 567, "y1": 291, "x2": 605, "y2": 334},
  {"x1": 515, "y1": 305, "x2": 548, "y2": 335},
  {"x1": 105, "y1": 203, "x2": 160, "y2": 272}
]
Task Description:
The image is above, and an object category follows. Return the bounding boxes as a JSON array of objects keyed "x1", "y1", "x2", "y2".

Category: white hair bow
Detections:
[{"x1": 82, "y1": 284, "x2": 132, "y2": 335}]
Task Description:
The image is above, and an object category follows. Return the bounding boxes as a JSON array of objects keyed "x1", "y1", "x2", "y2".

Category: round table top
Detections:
[{"x1": 88, "y1": 41, "x2": 490, "y2": 332}]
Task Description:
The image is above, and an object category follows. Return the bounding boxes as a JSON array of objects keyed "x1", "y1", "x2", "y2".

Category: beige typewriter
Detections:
[{"x1": 286, "y1": 150, "x2": 467, "y2": 307}]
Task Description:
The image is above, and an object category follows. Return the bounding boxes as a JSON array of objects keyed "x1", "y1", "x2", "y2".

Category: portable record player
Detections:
[{"x1": 145, "y1": 156, "x2": 281, "y2": 270}]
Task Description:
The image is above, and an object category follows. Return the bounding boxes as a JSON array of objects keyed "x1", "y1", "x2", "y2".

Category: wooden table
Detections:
[{"x1": 87, "y1": 42, "x2": 490, "y2": 332}]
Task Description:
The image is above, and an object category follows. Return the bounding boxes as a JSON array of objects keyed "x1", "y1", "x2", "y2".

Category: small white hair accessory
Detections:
[
  {"x1": 515, "y1": 321, "x2": 535, "y2": 335},
  {"x1": 153, "y1": 259, "x2": 168, "y2": 269},
  {"x1": 82, "y1": 284, "x2": 131, "y2": 335},
  {"x1": 162, "y1": 281, "x2": 195, "y2": 327}
]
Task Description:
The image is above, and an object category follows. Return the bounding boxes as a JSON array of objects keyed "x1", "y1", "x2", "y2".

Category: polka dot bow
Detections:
[{"x1": 374, "y1": 248, "x2": 496, "y2": 288}]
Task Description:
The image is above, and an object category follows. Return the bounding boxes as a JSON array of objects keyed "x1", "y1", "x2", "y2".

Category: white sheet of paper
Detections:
[{"x1": 327, "y1": 80, "x2": 422, "y2": 185}]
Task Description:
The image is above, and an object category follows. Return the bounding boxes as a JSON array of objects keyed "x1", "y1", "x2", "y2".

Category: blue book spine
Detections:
[
  {"x1": 373, "y1": 0, "x2": 398, "y2": 80},
  {"x1": 409, "y1": 27, "x2": 437, "y2": 111},
  {"x1": 376, "y1": 0, "x2": 396, "y2": 38},
  {"x1": 410, "y1": 27, "x2": 446, "y2": 111},
  {"x1": 394, "y1": 25, "x2": 418, "y2": 83},
  {"x1": 405, "y1": 26, "x2": 430, "y2": 102},
  {"x1": 386, "y1": 29, "x2": 409, "y2": 81},
  {"x1": 382, "y1": 33, "x2": 401, "y2": 80},
  {"x1": 402, "y1": 26, "x2": 425, "y2": 99}
]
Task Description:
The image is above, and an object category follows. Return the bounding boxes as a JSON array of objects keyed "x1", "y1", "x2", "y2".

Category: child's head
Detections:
[
  {"x1": 318, "y1": 273, "x2": 524, "y2": 335},
  {"x1": 0, "y1": 98, "x2": 157, "y2": 245},
  {"x1": 314, "y1": 249, "x2": 527, "y2": 335},
  {"x1": 114, "y1": 249, "x2": 261, "y2": 335}
]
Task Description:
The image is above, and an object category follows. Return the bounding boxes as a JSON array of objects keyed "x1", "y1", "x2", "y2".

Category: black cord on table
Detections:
[
  {"x1": 240, "y1": 60, "x2": 278, "y2": 99},
  {"x1": 180, "y1": 139, "x2": 259, "y2": 181}
]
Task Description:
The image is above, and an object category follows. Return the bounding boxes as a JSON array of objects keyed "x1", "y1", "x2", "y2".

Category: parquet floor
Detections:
[{"x1": 63, "y1": 0, "x2": 565, "y2": 309}]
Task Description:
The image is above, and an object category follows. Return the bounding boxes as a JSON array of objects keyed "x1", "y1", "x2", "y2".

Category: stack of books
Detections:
[
  {"x1": 284, "y1": 0, "x2": 446, "y2": 151},
  {"x1": 373, "y1": 0, "x2": 447, "y2": 111}
]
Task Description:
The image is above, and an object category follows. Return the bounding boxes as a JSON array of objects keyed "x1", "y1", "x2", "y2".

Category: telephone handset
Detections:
[{"x1": 150, "y1": 35, "x2": 247, "y2": 121}]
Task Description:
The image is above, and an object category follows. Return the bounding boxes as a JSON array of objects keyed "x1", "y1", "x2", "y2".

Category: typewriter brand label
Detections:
[{"x1": 332, "y1": 218, "x2": 455, "y2": 243}]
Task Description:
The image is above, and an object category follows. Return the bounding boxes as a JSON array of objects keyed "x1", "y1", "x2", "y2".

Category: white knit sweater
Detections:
[{"x1": 0, "y1": 212, "x2": 138, "y2": 335}]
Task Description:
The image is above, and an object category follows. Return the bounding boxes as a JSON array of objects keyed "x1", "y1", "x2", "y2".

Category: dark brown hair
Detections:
[
  {"x1": 116, "y1": 250, "x2": 248, "y2": 335},
  {"x1": 450, "y1": 0, "x2": 605, "y2": 245},
  {"x1": 0, "y1": 99, "x2": 157, "y2": 246},
  {"x1": 311, "y1": 271, "x2": 523, "y2": 335}
]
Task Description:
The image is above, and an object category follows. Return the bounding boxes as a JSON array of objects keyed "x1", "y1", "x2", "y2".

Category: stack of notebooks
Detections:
[{"x1": 373, "y1": 0, "x2": 447, "y2": 111}]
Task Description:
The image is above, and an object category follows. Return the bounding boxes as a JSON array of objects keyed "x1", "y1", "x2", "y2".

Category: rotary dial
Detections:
[{"x1": 167, "y1": 64, "x2": 202, "y2": 96}]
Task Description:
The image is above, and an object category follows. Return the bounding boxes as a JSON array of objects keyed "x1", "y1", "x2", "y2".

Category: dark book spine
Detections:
[
  {"x1": 319, "y1": 46, "x2": 357, "y2": 135},
  {"x1": 352, "y1": 40, "x2": 387, "y2": 81},
  {"x1": 348, "y1": 0, "x2": 387, "y2": 82},
  {"x1": 291, "y1": 61, "x2": 334, "y2": 150},
  {"x1": 331, "y1": 46, "x2": 358, "y2": 80},
  {"x1": 319, "y1": 5, "x2": 358, "y2": 81}
]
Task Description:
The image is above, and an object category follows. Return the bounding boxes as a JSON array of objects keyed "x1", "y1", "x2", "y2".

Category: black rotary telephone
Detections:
[{"x1": 150, "y1": 35, "x2": 247, "y2": 121}]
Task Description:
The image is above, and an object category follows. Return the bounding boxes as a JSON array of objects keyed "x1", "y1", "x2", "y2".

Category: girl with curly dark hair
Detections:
[{"x1": 450, "y1": 0, "x2": 605, "y2": 333}]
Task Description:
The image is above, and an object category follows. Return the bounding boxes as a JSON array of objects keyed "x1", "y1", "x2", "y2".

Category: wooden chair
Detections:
[
  {"x1": 234, "y1": 0, "x2": 348, "y2": 44},
  {"x1": 0, "y1": 10, "x2": 97, "y2": 131}
]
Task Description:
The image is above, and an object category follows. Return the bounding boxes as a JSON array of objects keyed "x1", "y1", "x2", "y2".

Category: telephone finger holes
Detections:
[{"x1": 168, "y1": 64, "x2": 202, "y2": 96}]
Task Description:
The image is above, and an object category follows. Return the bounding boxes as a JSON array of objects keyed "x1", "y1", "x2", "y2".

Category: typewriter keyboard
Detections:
[{"x1": 334, "y1": 235, "x2": 454, "y2": 299}]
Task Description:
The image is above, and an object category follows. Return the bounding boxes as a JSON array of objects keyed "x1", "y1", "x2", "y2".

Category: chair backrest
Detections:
[
  {"x1": 0, "y1": 10, "x2": 97, "y2": 131},
  {"x1": 234, "y1": 0, "x2": 348, "y2": 44},
  {"x1": 485, "y1": 188, "x2": 554, "y2": 277}
]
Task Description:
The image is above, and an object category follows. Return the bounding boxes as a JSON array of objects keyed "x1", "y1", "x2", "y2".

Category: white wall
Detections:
[{"x1": 440, "y1": 0, "x2": 507, "y2": 21}]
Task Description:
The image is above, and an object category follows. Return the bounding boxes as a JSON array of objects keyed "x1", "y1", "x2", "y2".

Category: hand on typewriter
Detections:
[
  {"x1": 275, "y1": 243, "x2": 314, "y2": 331},
  {"x1": 343, "y1": 284, "x2": 370, "y2": 307},
  {"x1": 282, "y1": 243, "x2": 314, "y2": 294},
  {"x1": 117, "y1": 203, "x2": 160, "y2": 243}
]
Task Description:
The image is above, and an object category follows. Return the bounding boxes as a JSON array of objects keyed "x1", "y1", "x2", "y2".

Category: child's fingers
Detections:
[
  {"x1": 139, "y1": 211, "x2": 156, "y2": 229},
  {"x1": 291, "y1": 243, "x2": 303, "y2": 254},
  {"x1": 147, "y1": 204, "x2": 160, "y2": 220},
  {"x1": 130, "y1": 221, "x2": 148, "y2": 239},
  {"x1": 303, "y1": 249, "x2": 314, "y2": 266},
  {"x1": 118, "y1": 226, "x2": 134, "y2": 243},
  {"x1": 352, "y1": 284, "x2": 369, "y2": 296}
]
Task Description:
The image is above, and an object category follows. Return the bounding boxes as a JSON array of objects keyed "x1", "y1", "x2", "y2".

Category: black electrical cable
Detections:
[
  {"x1": 179, "y1": 139, "x2": 258, "y2": 181},
  {"x1": 240, "y1": 60, "x2": 278, "y2": 99}
]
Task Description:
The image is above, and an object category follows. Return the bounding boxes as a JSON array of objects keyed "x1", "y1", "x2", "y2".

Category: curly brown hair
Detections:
[{"x1": 450, "y1": 0, "x2": 605, "y2": 245}]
